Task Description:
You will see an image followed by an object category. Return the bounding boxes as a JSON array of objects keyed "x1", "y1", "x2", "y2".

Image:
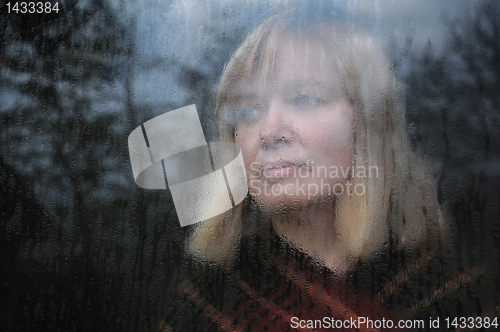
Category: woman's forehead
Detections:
[
  {"x1": 236, "y1": 46, "x2": 342, "y2": 95},
  {"x1": 273, "y1": 37, "x2": 334, "y2": 84},
  {"x1": 222, "y1": 30, "x2": 347, "y2": 102}
]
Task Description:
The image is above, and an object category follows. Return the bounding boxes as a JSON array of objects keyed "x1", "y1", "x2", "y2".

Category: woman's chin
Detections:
[{"x1": 249, "y1": 177, "x2": 339, "y2": 209}]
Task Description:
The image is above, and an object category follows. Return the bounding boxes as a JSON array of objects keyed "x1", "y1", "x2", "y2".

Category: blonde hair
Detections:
[{"x1": 187, "y1": 14, "x2": 445, "y2": 269}]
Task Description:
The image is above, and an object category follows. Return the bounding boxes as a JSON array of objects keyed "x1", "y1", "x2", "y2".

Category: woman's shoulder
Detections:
[
  {"x1": 352, "y1": 245, "x2": 488, "y2": 324},
  {"x1": 160, "y1": 234, "x2": 402, "y2": 331},
  {"x1": 159, "y1": 253, "x2": 231, "y2": 332},
  {"x1": 160, "y1": 236, "x2": 488, "y2": 331}
]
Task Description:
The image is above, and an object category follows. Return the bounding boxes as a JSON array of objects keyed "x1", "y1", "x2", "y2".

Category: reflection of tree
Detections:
[
  {"x1": 405, "y1": 1, "x2": 500, "y2": 292},
  {"x1": 0, "y1": 2, "x2": 154, "y2": 331},
  {"x1": 0, "y1": 156, "x2": 55, "y2": 331}
]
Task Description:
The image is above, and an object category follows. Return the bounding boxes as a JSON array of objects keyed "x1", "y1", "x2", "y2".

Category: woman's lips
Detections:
[
  {"x1": 259, "y1": 160, "x2": 309, "y2": 179},
  {"x1": 262, "y1": 165, "x2": 298, "y2": 178}
]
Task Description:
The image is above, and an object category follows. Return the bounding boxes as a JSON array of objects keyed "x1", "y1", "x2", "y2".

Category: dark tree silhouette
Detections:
[
  {"x1": 404, "y1": 1, "x2": 500, "y2": 317},
  {"x1": 0, "y1": 1, "x2": 180, "y2": 331}
]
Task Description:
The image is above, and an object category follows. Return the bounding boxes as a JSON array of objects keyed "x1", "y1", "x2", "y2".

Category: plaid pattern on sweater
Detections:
[{"x1": 161, "y1": 233, "x2": 487, "y2": 332}]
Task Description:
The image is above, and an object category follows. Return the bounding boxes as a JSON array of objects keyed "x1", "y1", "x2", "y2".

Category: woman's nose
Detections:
[{"x1": 259, "y1": 99, "x2": 295, "y2": 149}]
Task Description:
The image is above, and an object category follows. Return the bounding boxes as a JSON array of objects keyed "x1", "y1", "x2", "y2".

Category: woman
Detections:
[
  {"x1": 162, "y1": 12, "x2": 460, "y2": 331},
  {"x1": 189, "y1": 13, "x2": 445, "y2": 270}
]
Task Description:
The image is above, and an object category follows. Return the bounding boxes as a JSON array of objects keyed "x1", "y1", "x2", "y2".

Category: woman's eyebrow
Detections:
[
  {"x1": 229, "y1": 85, "x2": 262, "y2": 103},
  {"x1": 231, "y1": 92, "x2": 260, "y2": 104},
  {"x1": 281, "y1": 79, "x2": 334, "y2": 93}
]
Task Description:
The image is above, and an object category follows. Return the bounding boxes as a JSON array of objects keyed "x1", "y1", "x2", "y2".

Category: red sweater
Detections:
[{"x1": 161, "y1": 234, "x2": 426, "y2": 331}]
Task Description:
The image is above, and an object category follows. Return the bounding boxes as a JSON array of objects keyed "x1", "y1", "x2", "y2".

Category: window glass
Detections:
[{"x1": 1, "y1": 1, "x2": 499, "y2": 331}]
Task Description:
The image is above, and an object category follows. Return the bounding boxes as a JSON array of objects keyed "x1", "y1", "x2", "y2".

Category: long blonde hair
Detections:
[{"x1": 187, "y1": 13, "x2": 445, "y2": 269}]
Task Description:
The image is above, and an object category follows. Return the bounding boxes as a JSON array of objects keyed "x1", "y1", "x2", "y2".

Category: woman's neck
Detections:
[{"x1": 271, "y1": 201, "x2": 350, "y2": 273}]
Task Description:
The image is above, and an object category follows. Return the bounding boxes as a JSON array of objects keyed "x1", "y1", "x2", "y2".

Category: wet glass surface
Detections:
[{"x1": 1, "y1": 1, "x2": 499, "y2": 331}]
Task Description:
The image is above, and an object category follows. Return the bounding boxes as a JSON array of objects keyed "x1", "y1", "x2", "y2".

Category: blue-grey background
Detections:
[{"x1": 1, "y1": 0, "x2": 499, "y2": 331}]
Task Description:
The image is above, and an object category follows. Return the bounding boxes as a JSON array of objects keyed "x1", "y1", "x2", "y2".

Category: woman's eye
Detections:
[
  {"x1": 293, "y1": 94, "x2": 324, "y2": 107},
  {"x1": 236, "y1": 107, "x2": 260, "y2": 122}
]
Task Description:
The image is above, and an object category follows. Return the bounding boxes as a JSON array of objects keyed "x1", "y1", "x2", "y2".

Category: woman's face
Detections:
[{"x1": 232, "y1": 38, "x2": 354, "y2": 209}]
